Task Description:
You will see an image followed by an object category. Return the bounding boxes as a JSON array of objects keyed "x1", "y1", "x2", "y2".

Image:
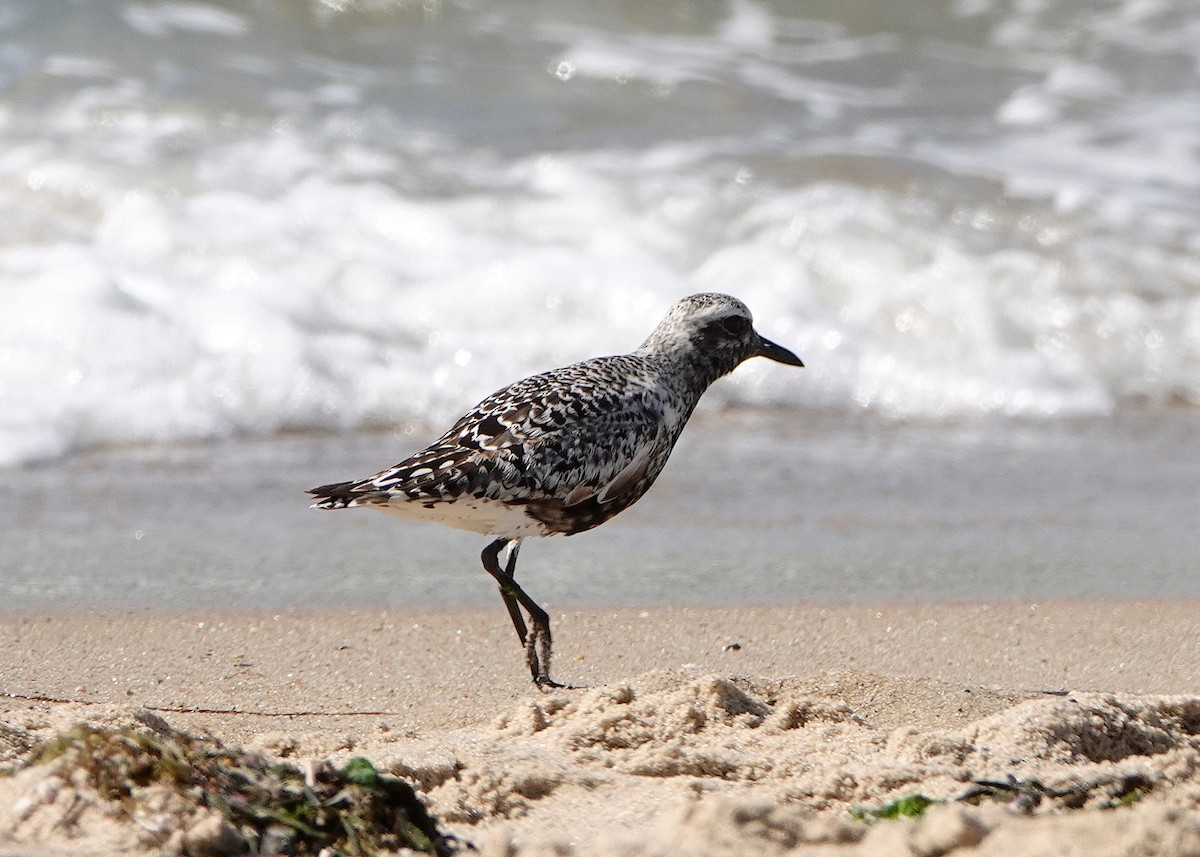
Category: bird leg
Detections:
[
  {"x1": 483, "y1": 539, "x2": 528, "y2": 644},
  {"x1": 480, "y1": 538, "x2": 562, "y2": 688}
]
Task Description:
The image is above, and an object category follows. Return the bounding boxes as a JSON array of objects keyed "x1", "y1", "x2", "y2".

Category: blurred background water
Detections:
[{"x1": 1, "y1": 0, "x2": 1198, "y2": 609}]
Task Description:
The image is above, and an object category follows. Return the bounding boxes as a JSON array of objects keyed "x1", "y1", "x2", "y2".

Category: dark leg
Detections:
[
  {"x1": 480, "y1": 538, "x2": 562, "y2": 688},
  {"x1": 483, "y1": 539, "x2": 528, "y2": 644}
]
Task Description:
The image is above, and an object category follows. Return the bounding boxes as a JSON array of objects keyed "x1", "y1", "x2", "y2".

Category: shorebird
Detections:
[{"x1": 309, "y1": 293, "x2": 803, "y2": 687}]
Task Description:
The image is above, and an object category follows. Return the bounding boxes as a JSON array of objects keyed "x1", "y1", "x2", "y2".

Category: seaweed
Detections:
[
  {"x1": 957, "y1": 773, "x2": 1152, "y2": 813},
  {"x1": 850, "y1": 793, "x2": 936, "y2": 822},
  {"x1": 851, "y1": 772, "x2": 1155, "y2": 825},
  {"x1": 27, "y1": 721, "x2": 461, "y2": 855}
]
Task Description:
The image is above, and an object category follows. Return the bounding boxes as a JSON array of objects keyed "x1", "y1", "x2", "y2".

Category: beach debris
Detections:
[
  {"x1": 852, "y1": 771, "x2": 1156, "y2": 825},
  {"x1": 957, "y1": 773, "x2": 1153, "y2": 813},
  {"x1": 11, "y1": 720, "x2": 462, "y2": 855},
  {"x1": 851, "y1": 794, "x2": 937, "y2": 822},
  {"x1": 0, "y1": 721, "x2": 37, "y2": 774}
]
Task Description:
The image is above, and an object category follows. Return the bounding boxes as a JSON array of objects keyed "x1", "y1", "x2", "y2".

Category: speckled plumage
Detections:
[
  {"x1": 309, "y1": 293, "x2": 803, "y2": 687},
  {"x1": 310, "y1": 354, "x2": 674, "y2": 538}
]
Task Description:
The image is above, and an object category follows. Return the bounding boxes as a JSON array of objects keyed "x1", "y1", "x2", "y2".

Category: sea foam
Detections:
[{"x1": 1, "y1": 0, "x2": 1197, "y2": 466}]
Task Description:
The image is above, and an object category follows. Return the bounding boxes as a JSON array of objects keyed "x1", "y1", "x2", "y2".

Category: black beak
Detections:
[{"x1": 756, "y1": 334, "x2": 804, "y2": 367}]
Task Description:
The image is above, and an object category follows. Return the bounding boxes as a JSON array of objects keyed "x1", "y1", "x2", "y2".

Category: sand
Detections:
[{"x1": 2, "y1": 601, "x2": 1200, "y2": 855}]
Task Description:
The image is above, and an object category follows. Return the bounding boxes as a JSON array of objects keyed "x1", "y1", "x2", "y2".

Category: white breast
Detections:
[{"x1": 373, "y1": 495, "x2": 552, "y2": 539}]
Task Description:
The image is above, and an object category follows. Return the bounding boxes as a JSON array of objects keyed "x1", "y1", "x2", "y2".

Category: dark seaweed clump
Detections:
[
  {"x1": 31, "y1": 721, "x2": 460, "y2": 856},
  {"x1": 852, "y1": 773, "x2": 1153, "y2": 824}
]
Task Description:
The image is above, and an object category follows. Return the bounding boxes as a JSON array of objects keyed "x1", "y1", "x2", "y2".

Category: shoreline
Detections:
[
  {"x1": 3, "y1": 599, "x2": 1198, "y2": 726},
  {"x1": 5, "y1": 408, "x2": 1200, "y2": 612}
]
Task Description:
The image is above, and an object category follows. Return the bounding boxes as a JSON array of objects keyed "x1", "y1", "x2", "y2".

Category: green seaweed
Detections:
[
  {"x1": 852, "y1": 773, "x2": 1155, "y2": 826},
  {"x1": 26, "y1": 722, "x2": 453, "y2": 855},
  {"x1": 851, "y1": 794, "x2": 937, "y2": 822}
]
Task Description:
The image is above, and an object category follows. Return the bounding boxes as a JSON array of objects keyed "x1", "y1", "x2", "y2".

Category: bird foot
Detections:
[{"x1": 525, "y1": 623, "x2": 579, "y2": 690}]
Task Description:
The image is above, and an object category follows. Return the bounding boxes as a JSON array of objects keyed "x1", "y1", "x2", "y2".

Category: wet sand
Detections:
[{"x1": 5, "y1": 410, "x2": 1200, "y2": 613}]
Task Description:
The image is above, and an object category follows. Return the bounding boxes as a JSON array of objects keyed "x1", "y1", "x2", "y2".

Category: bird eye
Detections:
[{"x1": 718, "y1": 316, "x2": 750, "y2": 337}]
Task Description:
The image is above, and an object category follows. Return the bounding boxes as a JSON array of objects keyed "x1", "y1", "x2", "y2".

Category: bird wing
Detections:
[{"x1": 309, "y1": 356, "x2": 670, "y2": 524}]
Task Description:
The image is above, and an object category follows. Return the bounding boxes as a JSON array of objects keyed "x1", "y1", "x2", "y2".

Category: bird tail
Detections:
[{"x1": 307, "y1": 481, "x2": 378, "y2": 510}]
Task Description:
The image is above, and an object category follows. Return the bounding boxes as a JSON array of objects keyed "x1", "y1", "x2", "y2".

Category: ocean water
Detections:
[
  {"x1": 2, "y1": 0, "x2": 1198, "y2": 609},
  {"x1": 2, "y1": 411, "x2": 1198, "y2": 610},
  {"x1": 2, "y1": 0, "x2": 1198, "y2": 466}
]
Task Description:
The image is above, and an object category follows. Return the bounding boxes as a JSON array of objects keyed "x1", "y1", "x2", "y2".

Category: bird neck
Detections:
[{"x1": 635, "y1": 341, "x2": 737, "y2": 406}]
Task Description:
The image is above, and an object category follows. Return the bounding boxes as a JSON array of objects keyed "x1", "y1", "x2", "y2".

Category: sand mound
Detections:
[
  {"x1": 5, "y1": 670, "x2": 1200, "y2": 856},
  {"x1": 405, "y1": 671, "x2": 1200, "y2": 854}
]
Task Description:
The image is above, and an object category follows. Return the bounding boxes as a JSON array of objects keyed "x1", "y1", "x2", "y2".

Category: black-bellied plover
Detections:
[{"x1": 309, "y1": 293, "x2": 803, "y2": 687}]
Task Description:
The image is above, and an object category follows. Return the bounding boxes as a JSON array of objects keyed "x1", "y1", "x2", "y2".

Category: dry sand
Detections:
[{"x1": 2, "y1": 601, "x2": 1200, "y2": 855}]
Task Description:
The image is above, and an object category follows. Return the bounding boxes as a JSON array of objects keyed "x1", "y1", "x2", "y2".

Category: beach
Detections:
[
  {"x1": 3, "y1": 1, "x2": 1200, "y2": 853},
  {"x1": 3, "y1": 412, "x2": 1199, "y2": 853},
  {"x1": 2, "y1": 396, "x2": 1197, "y2": 857},
  {"x1": 4, "y1": 601, "x2": 1200, "y2": 855}
]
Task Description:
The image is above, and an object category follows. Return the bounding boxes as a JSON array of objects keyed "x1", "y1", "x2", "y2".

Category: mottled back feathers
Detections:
[{"x1": 309, "y1": 293, "x2": 803, "y2": 538}]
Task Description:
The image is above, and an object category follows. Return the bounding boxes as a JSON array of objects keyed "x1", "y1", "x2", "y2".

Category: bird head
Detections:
[{"x1": 641, "y1": 293, "x2": 803, "y2": 382}]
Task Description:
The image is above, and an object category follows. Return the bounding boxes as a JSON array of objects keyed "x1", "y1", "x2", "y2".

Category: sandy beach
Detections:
[
  {"x1": 3, "y1": 601, "x2": 1200, "y2": 855},
  {"x1": 4, "y1": 1, "x2": 1199, "y2": 853}
]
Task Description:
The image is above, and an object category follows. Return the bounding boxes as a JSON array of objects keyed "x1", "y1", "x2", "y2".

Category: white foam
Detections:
[
  {"x1": 3, "y1": 133, "x2": 1183, "y2": 466},
  {"x1": 717, "y1": 0, "x2": 776, "y2": 51},
  {"x1": 122, "y1": 3, "x2": 249, "y2": 38},
  {"x1": 0, "y1": 0, "x2": 1196, "y2": 467}
]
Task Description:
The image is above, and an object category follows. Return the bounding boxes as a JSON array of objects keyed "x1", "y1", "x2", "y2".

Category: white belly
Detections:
[{"x1": 371, "y1": 496, "x2": 551, "y2": 539}]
